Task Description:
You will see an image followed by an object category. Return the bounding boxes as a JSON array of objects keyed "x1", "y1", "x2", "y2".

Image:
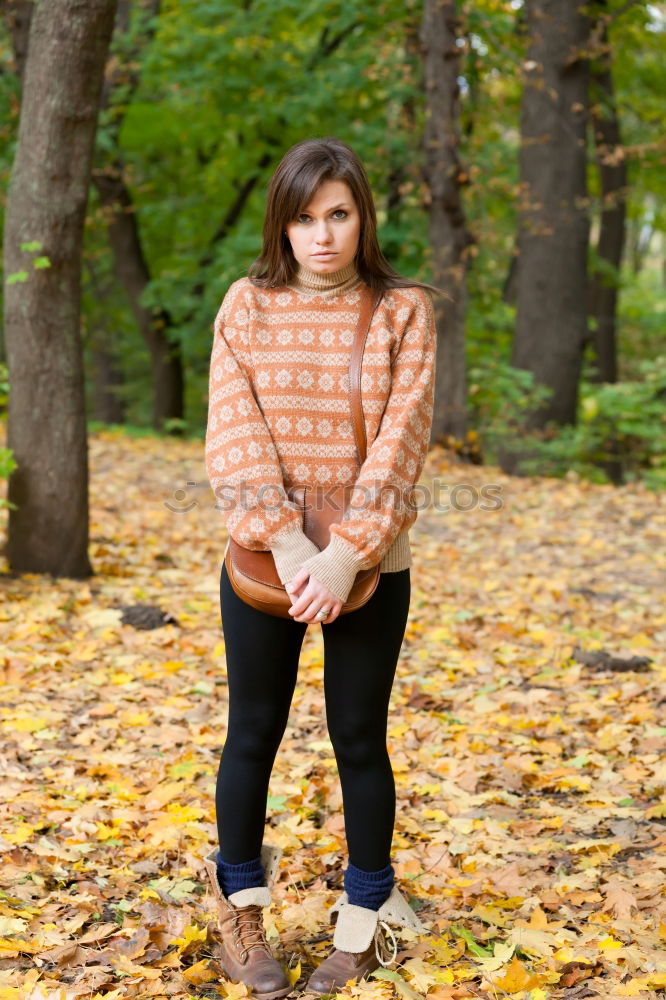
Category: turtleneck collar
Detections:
[{"x1": 287, "y1": 259, "x2": 361, "y2": 297}]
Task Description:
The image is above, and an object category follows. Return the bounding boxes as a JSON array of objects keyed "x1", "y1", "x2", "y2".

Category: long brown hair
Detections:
[{"x1": 248, "y1": 137, "x2": 444, "y2": 296}]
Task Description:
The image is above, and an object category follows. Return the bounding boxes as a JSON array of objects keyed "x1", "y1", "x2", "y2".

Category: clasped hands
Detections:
[{"x1": 285, "y1": 567, "x2": 343, "y2": 624}]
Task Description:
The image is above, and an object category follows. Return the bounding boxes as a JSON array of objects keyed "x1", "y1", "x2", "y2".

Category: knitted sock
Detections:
[
  {"x1": 344, "y1": 860, "x2": 395, "y2": 911},
  {"x1": 215, "y1": 852, "x2": 265, "y2": 897}
]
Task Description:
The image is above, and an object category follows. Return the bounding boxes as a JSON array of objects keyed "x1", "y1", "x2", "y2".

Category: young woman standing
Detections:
[{"x1": 203, "y1": 137, "x2": 438, "y2": 997}]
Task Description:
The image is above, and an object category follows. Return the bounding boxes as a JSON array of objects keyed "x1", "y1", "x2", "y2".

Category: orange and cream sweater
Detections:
[{"x1": 205, "y1": 259, "x2": 436, "y2": 604}]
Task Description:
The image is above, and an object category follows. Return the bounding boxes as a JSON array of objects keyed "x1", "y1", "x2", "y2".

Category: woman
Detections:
[{"x1": 203, "y1": 136, "x2": 439, "y2": 998}]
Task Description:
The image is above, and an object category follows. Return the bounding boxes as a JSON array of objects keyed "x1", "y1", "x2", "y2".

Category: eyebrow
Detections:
[{"x1": 301, "y1": 202, "x2": 350, "y2": 213}]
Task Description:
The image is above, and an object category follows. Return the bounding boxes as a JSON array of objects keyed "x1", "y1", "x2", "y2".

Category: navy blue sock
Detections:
[
  {"x1": 215, "y1": 852, "x2": 265, "y2": 897},
  {"x1": 344, "y1": 860, "x2": 395, "y2": 910}
]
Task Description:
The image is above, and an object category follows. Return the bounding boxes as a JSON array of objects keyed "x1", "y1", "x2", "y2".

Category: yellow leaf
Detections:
[
  {"x1": 426, "y1": 627, "x2": 450, "y2": 642},
  {"x1": 95, "y1": 823, "x2": 118, "y2": 841},
  {"x1": 402, "y1": 957, "x2": 440, "y2": 991},
  {"x1": 476, "y1": 940, "x2": 516, "y2": 973},
  {"x1": 388, "y1": 723, "x2": 409, "y2": 737},
  {"x1": 161, "y1": 660, "x2": 186, "y2": 673},
  {"x1": 121, "y1": 711, "x2": 150, "y2": 726},
  {"x1": 110, "y1": 671, "x2": 133, "y2": 684},
  {"x1": 182, "y1": 959, "x2": 217, "y2": 984},
  {"x1": 7, "y1": 717, "x2": 47, "y2": 732},
  {"x1": 598, "y1": 935, "x2": 623, "y2": 950},
  {"x1": 139, "y1": 888, "x2": 162, "y2": 901},
  {"x1": 145, "y1": 781, "x2": 185, "y2": 806},
  {"x1": 286, "y1": 959, "x2": 301, "y2": 987},
  {"x1": 112, "y1": 954, "x2": 162, "y2": 979},
  {"x1": 615, "y1": 978, "x2": 650, "y2": 996},
  {"x1": 0, "y1": 937, "x2": 41, "y2": 954},
  {"x1": 0, "y1": 917, "x2": 27, "y2": 935},
  {"x1": 4, "y1": 823, "x2": 37, "y2": 845},
  {"x1": 171, "y1": 923, "x2": 208, "y2": 956},
  {"x1": 219, "y1": 980, "x2": 252, "y2": 998},
  {"x1": 556, "y1": 775, "x2": 590, "y2": 792},
  {"x1": 165, "y1": 802, "x2": 206, "y2": 824},
  {"x1": 489, "y1": 956, "x2": 540, "y2": 993}
]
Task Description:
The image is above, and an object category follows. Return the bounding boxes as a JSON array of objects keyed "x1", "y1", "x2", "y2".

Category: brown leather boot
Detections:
[
  {"x1": 203, "y1": 843, "x2": 291, "y2": 1000},
  {"x1": 305, "y1": 885, "x2": 429, "y2": 995}
]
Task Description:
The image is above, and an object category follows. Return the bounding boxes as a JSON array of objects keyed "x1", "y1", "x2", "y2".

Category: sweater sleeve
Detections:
[
  {"x1": 298, "y1": 287, "x2": 436, "y2": 603},
  {"x1": 205, "y1": 279, "x2": 320, "y2": 577}
]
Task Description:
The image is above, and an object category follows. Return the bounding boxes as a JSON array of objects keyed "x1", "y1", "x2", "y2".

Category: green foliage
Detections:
[
  {"x1": 4, "y1": 242, "x2": 52, "y2": 285},
  {"x1": 520, "y1": 357, "x2": 666, "y2": 490},
  {"x1": 0, "y1": 447, "x2": 17, "y2": 510},
  {"x1": 617, "y1": 267, "x2": 666, "y2": 378},
  {"x1": 471, "y1": 356, "x2": 666, "y2": 490},
  {"x1": 468, "y1": 356, "x2": 553, "y2": 457},
  {"x1": 0, "y1": 0, "x2": 663, "y2": 488},
  {"x1": 0, "y1": 362, "x2": 8, "y2": 410},
  {"x1": 87, "y1": 420, "x2": 201, "y2": 443},
  {"x1": 0, "y1": 364, "x2": 17, "y2": 510}
]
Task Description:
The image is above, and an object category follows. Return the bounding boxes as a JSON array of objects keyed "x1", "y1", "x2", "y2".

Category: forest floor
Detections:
[{"x1": 0, "y1": 427, "x2": 664, "y2": 1000}]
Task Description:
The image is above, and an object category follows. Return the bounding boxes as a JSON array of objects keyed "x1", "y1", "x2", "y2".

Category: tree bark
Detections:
[
  {"x1": 587, "y1": 6, "x2": 627, "y2": 385},
  {"x1": 503, "y1": 0, "x2": 591, "y2": 472},
  {"x1": 3, "y1": 0, "x2": 118, "y2": 576},
  {"x1": 90, "y1": 0, "x2": 185, "y2": 432},
  {"x1": 420, "y1": 0, "x2": 473, "y2": 445},
  {"x1": 92, "y1": 164, "x2": 183, "y2": 430}
]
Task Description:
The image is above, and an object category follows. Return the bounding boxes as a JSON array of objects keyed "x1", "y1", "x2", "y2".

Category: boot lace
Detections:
[
  {"x1": 374, "y1": 920, "x2": 398, "y2": 967},
  {"x1": 231, "y1": 904, "x2": 270, "y2": 962}
]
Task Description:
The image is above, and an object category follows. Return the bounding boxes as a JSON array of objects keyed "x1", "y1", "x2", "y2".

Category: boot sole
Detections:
[
  {"x1": 217, "y1": 969, "x2": 292, "y2": 1000},
  {"x1": 306, "y1": 978, "x2": 368, "y2": 996},
  {"x1": 305, "y1": 967, "x2": 378, "y2": 995}
]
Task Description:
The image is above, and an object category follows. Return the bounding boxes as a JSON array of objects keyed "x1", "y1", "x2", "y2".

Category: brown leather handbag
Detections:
[{"x1": 224, "y1": 284, "x2": 383, "y2": 619}]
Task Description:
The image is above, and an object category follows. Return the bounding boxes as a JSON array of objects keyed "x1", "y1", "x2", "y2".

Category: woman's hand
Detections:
[{"x1": 285, "y1": 568, "x2": 343, "y2": 624}]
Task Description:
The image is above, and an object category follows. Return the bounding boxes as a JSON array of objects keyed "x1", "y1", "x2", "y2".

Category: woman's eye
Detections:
[{"x1": 296, "y1": 210, "x2": 348, "y2": 223}]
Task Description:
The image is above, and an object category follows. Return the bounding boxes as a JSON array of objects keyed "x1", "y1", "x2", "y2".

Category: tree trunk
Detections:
[
  {"x1": 0, "y1": 0, "x2": 33, "y2": 82},
  {"x1": 420, "y1": 0, "x2": 473, "y2": 445},
  {"x1": 92, "y1": 164, "x2": 183, "y2": 430},
  {"x1": 3, "y1": 0, "x2": 118, "y2": 576},
  {"x1": 91, "y1": 0, "x2": 184, "y2": 432},
  {"x1": 502, "y1": 0, "x2": 591, "y2": 472},
  {"x1": 90, "y1": 340, "x2": 127, "y2": 425},
  {"x1": 587, "y1": 6, "x2": 627, "y2": 385}
]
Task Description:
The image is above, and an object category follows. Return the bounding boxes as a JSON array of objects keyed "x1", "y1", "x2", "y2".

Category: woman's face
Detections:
[{"x1": 284, "y1": 179, "x2": 361, "y2": 274}]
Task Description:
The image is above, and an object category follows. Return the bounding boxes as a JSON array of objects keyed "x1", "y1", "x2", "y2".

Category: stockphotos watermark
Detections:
[{"x1": 164, "y1": 479, "x2": 504, "y2": 514}]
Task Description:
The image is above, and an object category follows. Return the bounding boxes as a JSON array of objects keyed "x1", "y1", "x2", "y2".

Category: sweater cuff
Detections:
[
  {"x1": 298, "y1": 532, "x2": 367, "y2": 604},
  {"x1": 269, "y1": 524, "x2": 321, "y2": 584}
]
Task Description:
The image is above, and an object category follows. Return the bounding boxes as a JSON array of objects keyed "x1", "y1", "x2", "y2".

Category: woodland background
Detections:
[
  {"x1": 0, "y1": 3, "x2": 665, "y2": 1000},
  {"x1": 0, "y1": 2, "x2": 665, "y2": 578}
]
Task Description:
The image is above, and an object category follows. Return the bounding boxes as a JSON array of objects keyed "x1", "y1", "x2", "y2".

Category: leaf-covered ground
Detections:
[{"x1": 1, "y1": 428, "x2": 664, "y2": 1000}]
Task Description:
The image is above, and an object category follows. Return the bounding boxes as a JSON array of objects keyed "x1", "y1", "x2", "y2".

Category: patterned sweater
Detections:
[{"x1": 205, "y1": 259, "x2": 436, "y2": 604}]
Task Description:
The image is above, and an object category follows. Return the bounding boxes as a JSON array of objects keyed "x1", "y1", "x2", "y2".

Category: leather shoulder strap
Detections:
[{"x1": 349, "y1": 285, "x2": 383, "y2": 465}]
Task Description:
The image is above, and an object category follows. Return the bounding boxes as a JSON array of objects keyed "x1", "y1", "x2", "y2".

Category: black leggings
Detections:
[{"x1": 215, "y1": 561, "x2": 411, "y2": 872}]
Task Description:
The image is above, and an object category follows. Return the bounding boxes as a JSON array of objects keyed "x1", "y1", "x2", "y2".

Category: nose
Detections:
[{"x1": 313, "y1": 220, "x2": 333, "y2": 246}]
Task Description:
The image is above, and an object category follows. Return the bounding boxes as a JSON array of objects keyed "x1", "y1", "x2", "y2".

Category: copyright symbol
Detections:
[{"x1": 164, "y1": 482, "x2": 199, "y2": 513}]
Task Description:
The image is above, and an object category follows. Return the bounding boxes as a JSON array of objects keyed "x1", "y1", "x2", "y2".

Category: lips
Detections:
[{"x1": 312, "y1": 252, "x2": 336, "y2": 258}]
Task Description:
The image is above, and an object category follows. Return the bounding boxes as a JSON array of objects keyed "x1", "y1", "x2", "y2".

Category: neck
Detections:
[{"x1": 288, "y1": 259, "x2": 361, "y2": 296}]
